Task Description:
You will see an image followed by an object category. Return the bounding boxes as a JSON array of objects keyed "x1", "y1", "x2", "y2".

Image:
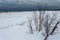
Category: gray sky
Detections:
[{"x1": 0, "y1": 0, "x2": 60, "y2": 4}]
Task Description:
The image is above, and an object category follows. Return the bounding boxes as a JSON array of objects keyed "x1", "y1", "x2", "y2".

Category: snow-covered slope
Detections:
[
  {"x1": 0, "y1": 11, "x2": 60, "y2": 40},
  {"x1": 0, "y1": 12, "x2": 44, "y2": 40}
]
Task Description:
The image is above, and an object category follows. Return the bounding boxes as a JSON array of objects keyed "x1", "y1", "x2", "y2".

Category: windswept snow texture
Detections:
[
  {"x1": 0, "y1": 11, "x2": 60, "y2": 40},
  {"x1": 0, "y1": 12, "x2": 44, "y2": 40}
]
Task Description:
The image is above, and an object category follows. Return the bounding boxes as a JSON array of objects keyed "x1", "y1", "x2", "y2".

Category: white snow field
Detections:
[{"x1": 0, "y1": 11, "x2": 60, "y2": 40}]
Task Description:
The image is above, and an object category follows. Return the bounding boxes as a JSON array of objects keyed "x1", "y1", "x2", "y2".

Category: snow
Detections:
[
  {"x1": 0, "y1": 11, "x2": 60, "y2": 40},
  {"x1": 48, "y1": 24, "x2": 60, "y2": 40},
  {"x1": 0, "y1": 12, "x2": 44, "y2": 40}
]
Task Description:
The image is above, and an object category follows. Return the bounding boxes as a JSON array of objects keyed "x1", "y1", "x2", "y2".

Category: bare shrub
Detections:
[
  {"x1": 44, "y1": 13, "x2": 57, "y2": 40},
  {"x1": 27, "y1": 17, "x2": 33, "y2": 34}
]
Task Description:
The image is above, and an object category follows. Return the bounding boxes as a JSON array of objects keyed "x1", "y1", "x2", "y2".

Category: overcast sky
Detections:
[
  {"x1": 0, "y1": 0, "x2": 60, "y2": 5},
  {"x1": 0, "y1": 0, "x2": 59, "y2": 11}
]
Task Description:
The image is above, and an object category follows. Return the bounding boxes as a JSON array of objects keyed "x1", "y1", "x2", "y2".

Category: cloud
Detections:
[{"x1": 0, "y1": 0, "x2": 60, "y2": 6}]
